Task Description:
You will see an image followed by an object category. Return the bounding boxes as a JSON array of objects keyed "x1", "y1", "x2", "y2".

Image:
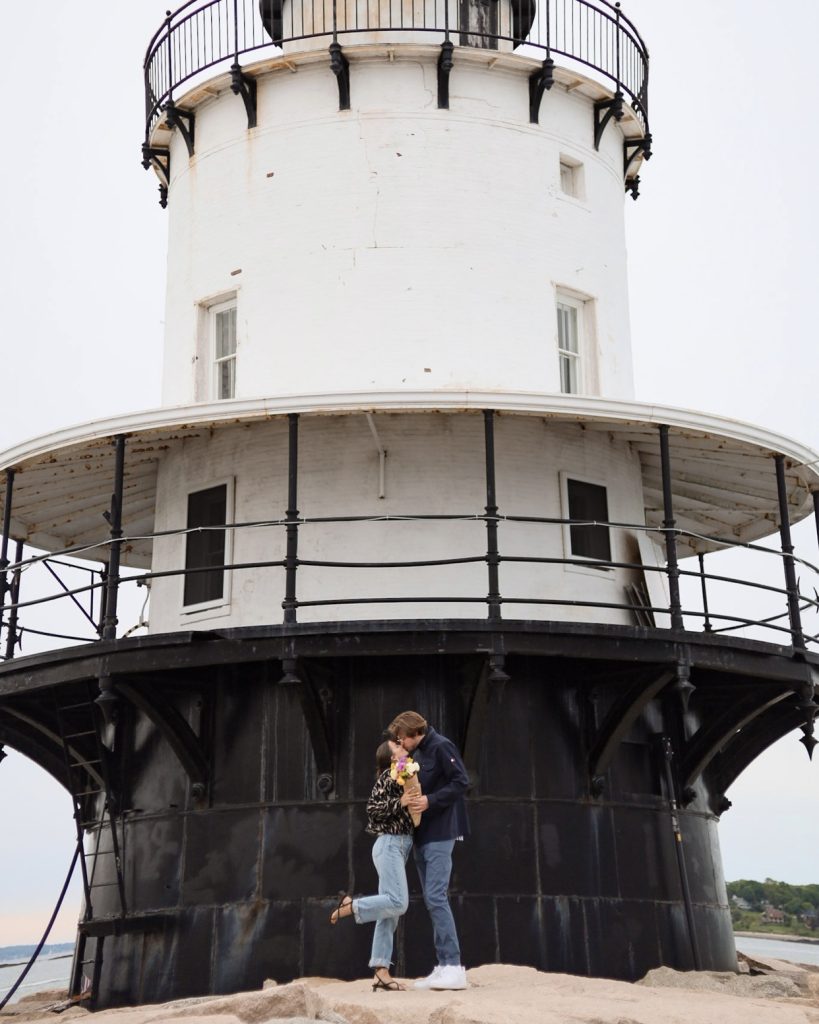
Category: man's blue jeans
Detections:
[
  {"x1": 354, "y1": 833, "x2": 413, "y2": 968},
  {"x1": 414, "y1": 838, "x2": 461, "y2": 966}
]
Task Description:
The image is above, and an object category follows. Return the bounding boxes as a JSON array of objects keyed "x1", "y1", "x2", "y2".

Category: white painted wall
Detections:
[
  {"x1": 160, "y1": 49, "x2": 635, "y2": 408},
  {"x1": 148, "y1": 412, "x2": 647, "y2": 631}
]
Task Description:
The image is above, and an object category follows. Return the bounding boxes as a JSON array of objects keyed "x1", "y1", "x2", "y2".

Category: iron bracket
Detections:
[
  {"x1": 279, "y1": 658, "x2": 335, "y2": 795},
  {"x1": 624, "y1": 175, "x2": 641, "y2": 201},
  {"x1": 624, "y1": 133, "x2": 652, "y2": 178},
  {"x1": 141, "y1": 144, "x2": 170, "y2": 208},
  {"x1": 437, "y1": 41, "x2": 455, "y2": 109},
  {"x1": 593, "y1": 91, "x2": 624, "y2": 151},
  {"x1": 163, "y1": 103, "x2": 196, "y2": 158},
  {"x1": 528, "y1": 57, "x2": 554, "y2": 124},
  {"x1": 230, "y1": 63, "x2": 258, "y2": 129},
  {"x1": 588, "y1": 668, "x2": 674, "y2": 796},
  {"x1": 329, "y1": 43, "x2": 350, "y2": 111}
]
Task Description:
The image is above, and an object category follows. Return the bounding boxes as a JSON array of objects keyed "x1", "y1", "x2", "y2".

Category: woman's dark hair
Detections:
[{"x1": 375, "y1": 740, "x2": 393, "y2": 775}]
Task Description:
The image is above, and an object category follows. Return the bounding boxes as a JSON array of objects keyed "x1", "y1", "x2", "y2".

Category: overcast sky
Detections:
[{"x1": 0, "y1": 1, "x2": 818, "y2": 948}]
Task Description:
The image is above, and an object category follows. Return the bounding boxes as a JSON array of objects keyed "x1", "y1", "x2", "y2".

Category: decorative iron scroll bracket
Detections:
[
  {"x1": 625, "y1": 176, "x2": 640, "y2": 201},
  {"x1": 593, "y1": 91, "x2": 624, "y2": 151},
  {"x1": 279, "y1": 658, "x2": 335, "y2": 796},
  {"x1": 230, "y1": 63, "x2": 258, "y2": 129},
  {"x1": 438, "y1": 41, "x2": 455, "y2": 109},
  {"x1": 141, "y1": 144, "x2": 170, "y2": 208},
  {"x1": 329, "y1": 43, "x2": 350, "y2": 111},
  {"x1": 624, "y1": 133, "x2": 652, "y2": 201},
  {"x1": 164, "y1": 103, "x2": 196, "y2": 158},
  {"x1": 528, "y1": 57, "x2": 554, "y2": 124},
  {"x1": 588, "y1": 668, "x2": 674, "y2": 797}
]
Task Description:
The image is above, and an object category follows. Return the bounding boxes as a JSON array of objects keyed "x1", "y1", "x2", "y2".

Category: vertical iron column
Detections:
[
  {"x1": 774, "y1": 454, "x2": 805, "y2": 652},
  {"x1": 283, "y1": 414, "x2": 300, "y2": 625},
  {"x1": 3, "y1": 540, "x2": 24, "y2": 660},
  {"x1": 658, "y1": 736, "x2": 701, "y2": 970},
  {"x1": 812, "y1": 490, "x2": 819, "y2": 552},
  {"x1": 658, "y1": 425, "x2": 684, "y2": 630},
  {"x1": 483, "y1": 410, "x2": 502, "y2": 622},
  {"x1": 102, "y1": 436, "x2": 126, "y2": 642},
  {"x1": 0, "y1": 469, "x2": 15, "y2": 617}
]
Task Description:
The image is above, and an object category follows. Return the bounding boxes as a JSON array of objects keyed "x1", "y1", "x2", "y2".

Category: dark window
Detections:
[
  {"x1": 567, "y1": 479, "x2": 611, "y2": 562},
  {"x1": 183, "y1": 484, "x2": 228, "y2": 607}
]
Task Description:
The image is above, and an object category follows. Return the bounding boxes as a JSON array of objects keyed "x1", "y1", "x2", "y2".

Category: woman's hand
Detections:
[{"x1": 400, "y1": 792, "x2": 412, "y2": 807}]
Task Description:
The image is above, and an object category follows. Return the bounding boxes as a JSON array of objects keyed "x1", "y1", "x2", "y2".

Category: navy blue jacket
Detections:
[{"x1": 413, "y1": 727, "x2": 470, "y2": 845}]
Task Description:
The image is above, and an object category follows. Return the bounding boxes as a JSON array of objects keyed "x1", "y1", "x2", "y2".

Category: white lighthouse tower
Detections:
[{"x1": 1, "y1": 0, "x2": 818, "y2": 1007}]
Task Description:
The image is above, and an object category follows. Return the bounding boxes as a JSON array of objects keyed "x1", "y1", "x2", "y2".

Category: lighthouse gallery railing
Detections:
[{"x1": 144, "y1": 0, "x2": 649, "y2": 141}]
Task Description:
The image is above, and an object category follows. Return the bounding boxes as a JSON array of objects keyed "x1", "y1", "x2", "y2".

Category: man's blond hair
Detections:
[{"x1": 388, "y1": 711, "x2": 428, "y2": 738}]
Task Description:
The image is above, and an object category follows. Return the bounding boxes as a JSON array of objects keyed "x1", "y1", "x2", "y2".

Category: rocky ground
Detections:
[{"x1": 6, "y1": 956, "x2": 819, "y2": 1024}]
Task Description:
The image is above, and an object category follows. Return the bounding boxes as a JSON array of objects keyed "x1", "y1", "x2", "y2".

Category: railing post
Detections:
[
  {"x1": 283, "y1": 414, "x2": 300, "y2": 625},
  {"x1": 483, "y1": 410, "x2": 502, "y2": 622},
  {"x1": 658, "y1": 424, "x2": 683, "y2": 630},
  {"x1": 812, "y1": 489, "x2": 819, "y2": 552},
  {"x1": 697, "y1": 553, "x2": 712, "y2": 632},
  {"x1": 4, "y1": 540, "x2": 24, "y2": 660},
  {"x1": 774, "y1": 454, "x2": 805, "y2": 652},
  {"x1": 102, "y1": 436, "x2": 126, "y2": 642}
]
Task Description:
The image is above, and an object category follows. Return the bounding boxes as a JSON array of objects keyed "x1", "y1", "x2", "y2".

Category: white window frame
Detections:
[
  {"x1": 211, "y1": 298, "x2": 238, "y2": 400},
  {"x1": 559, "y1": 471, "x2": 613, "y2": 575},
  {"x1": 558, "y1": 155, "x2": 585, "y2": 200},
  {"x1": 555, "y1": 291, "x2": 584, "y2": 395},
  {"x1": 181, "y1": 476, "x2": 235, "y2": 617}
]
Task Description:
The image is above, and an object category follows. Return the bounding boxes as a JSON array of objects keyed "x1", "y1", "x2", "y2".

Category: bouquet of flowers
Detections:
[{"x1": 390, "y1": 754, "x2": 423, "y2": 826}]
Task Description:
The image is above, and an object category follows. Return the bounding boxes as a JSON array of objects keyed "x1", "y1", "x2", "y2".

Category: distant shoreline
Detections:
[{"x1": 734, "y1": 930, "x2": 819, "y2": 946}]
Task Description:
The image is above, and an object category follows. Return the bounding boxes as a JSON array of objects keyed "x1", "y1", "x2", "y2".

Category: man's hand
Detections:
[{"x1": 407, "y1": 793, "x2": 429, "y2": 813}]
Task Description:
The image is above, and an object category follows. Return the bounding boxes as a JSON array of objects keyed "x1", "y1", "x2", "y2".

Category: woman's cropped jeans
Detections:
[{"x1": 353, "y1": 833, "x2": 413, "y2": 968}]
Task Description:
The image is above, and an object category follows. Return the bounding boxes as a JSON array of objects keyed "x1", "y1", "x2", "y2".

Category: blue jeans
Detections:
[
  {"x1": 414, "y1": 839, "x2": 461, "y2": 966},
  {"x1": 353, "y1": 833, "x2": 413, "y2": 968}
]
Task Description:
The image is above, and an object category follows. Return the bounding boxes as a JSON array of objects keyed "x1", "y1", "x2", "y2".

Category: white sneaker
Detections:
[
  {"x1": 414, "y1": 966, "x2": 445, "y2": 989},
  {"x1": 429, "y1": 965, "x2": 468, "y2": 990}
]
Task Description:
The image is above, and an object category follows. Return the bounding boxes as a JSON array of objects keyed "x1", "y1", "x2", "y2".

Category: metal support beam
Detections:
[
  {"x1": 102, "y1": 436, "x2": 126, "y2": 643},
  {"x1": 588, "y1": 669, "x2": 674, "y2": 794},
  {"x1": 278, "y1": 658, "x2": 334, "y2": 795},
  {"x1": 658, "y1": 425, "x2": 684, "y2": 630},
  {"x1": 774, "y1": 454, "x2": 805, "y2": 652},
  {"x1": 483, "y1": 410, "x2": 502, "y2": 622},
  {"x1": 230, "y1": 63, "x2": 258, "y2": 128},
  {"x1": 437, "y1": 41, "x2": 454, "y2": 109},
  {"x1": 140, "y1": 145, "x2": 170, "y2": 208},
  {"x1": 163, "y1": 104, "x2": 196, "y2": 157},
  {"x1": 329, "y1": 43, "x2": 350, "y2": 111},
  {"x1": 528, "y1": 58, "x2": 554, "y2": 124},
  {"x1": 593, "y1": 92, "x2": 624, "y2": 150},
  {"x1": 283, "y1": 414, "x2": 300, "y2": 625}
]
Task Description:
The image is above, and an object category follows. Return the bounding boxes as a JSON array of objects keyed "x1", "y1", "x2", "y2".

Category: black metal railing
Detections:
[
  {"x1": 1, "y1": 511, "x2": 817, "y2": 660},
  {"x1": 144, "y1": 0, "x2": 649, "y2": 140}
]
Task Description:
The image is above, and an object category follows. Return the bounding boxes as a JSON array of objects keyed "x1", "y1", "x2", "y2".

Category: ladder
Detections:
[{"x1": 54, "y1": 683, "x2": 127, "y2": 1005}]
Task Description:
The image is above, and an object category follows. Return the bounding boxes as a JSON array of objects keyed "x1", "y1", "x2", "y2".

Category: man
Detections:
[{"x1": 388, "y1": 710, "x2": 470, "y2": 991}]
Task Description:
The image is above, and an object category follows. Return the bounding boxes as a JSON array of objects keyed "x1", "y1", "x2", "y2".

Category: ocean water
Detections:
[
  {"x1": 734, "y1": 935, "x2": 819, "y2": 967},
  {"x1": 0, "y1": 947, "x2": 73, "y2": 1006}
]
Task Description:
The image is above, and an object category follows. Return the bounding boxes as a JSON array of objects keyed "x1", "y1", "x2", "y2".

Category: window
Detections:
[
  {"x1": 566, "y1": 478, "x2": 611, "y2": 562},
  {"x1": 559, "y1": 156, "x2": 584, "y2": 199},
  {"x1": 183, "y1": 484, "x2": 229, "y2": 607},
  {"x1": 556, "y1": 297, "x2": 581, "y2": 394},
  {"x1": 212, "y1": 301, "x2": 237, "y2": 400}
]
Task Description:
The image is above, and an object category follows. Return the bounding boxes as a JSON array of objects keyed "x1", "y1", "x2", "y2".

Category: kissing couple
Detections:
[{"x1": 329, "y1": 710, "x2": 470, "y2": 991}]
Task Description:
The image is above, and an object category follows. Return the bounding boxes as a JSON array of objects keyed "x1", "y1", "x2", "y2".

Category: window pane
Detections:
[
  {"x1": 567, "y1": 478, "x2": 611, "y2": 561},
  {"x1": 557, "y1": 303, "x2": 578, "y2": 353},
  {"x1": 218, "y1": 357, "x2": 235, "y2": 400},
  {"x1": 560, "y1": 163, "x2": 574, "y2": 194},
  {"x1": 215, "y1": 307, "x2": 237, "y2": 359},
  {"x1": 184, "y1": 484, "x2": 228, "y2": 606}
]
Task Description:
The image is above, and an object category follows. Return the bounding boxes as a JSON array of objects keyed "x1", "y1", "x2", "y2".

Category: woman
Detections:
[{"x1": 330, "y1": 739, "x2": 414, "y2": 991}]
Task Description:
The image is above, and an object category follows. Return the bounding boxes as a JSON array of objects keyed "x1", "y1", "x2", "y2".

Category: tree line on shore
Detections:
[{"x1": 729, "y1": 878, "x2": 819, "y2": 933}]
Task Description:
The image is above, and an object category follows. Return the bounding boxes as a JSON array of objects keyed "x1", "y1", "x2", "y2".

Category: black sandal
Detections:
[
  {"x1": 329, "y1": 891, "x2": 353, "y2": 925},
  {"x1": 372, "y1": 971, "x2": 404, "y2": 992}
]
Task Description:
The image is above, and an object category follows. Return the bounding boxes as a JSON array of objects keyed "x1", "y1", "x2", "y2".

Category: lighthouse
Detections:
[{"x1": 1, "y1": 0, "x2": 818, "y2": 1008}]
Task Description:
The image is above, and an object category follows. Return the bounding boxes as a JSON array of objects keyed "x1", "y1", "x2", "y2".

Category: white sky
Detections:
[{"x1": 0, "y1": 1, "x2": 818, "y2": 947}]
